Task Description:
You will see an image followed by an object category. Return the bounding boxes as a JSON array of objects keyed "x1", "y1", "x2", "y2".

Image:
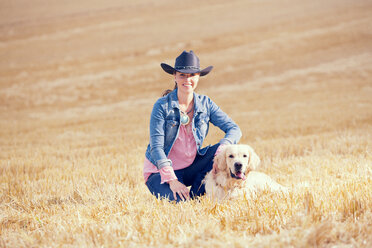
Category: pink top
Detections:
[{"x1": 143, "y1": 124, "x2": 197, "y2": 183}]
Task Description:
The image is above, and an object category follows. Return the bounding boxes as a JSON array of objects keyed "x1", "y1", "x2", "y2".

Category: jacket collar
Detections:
[{"x1": 169, "y1": 88, "x2": 206, "y2": 113}]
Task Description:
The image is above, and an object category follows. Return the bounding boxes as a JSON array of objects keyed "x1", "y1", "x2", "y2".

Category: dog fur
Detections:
[{"x1": 204, "y1": 144, "x2": 288, "y2": 201}]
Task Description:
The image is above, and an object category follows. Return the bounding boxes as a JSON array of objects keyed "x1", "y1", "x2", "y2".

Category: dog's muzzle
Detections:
[{"x1": 230, "y1": 168, "x2": 246, "y2": 180}]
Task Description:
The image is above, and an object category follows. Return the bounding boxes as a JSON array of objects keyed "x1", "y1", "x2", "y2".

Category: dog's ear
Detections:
[
  {"x1": 247, "y1": 146, "x2": 261, "y2": 170},
  {"x1": 214, "y1": 146, "x2": 228, "y2": 172}
]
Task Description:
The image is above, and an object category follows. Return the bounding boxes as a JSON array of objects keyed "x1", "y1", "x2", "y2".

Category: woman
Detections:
[{"x1": 144, "y1": 50, "x2": 241, "y2": 202}]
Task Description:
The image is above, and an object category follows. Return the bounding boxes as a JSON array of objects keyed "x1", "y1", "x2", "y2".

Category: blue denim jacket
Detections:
[{"x1": 145, "y1": 89, "x2": 242, "y2": 170}]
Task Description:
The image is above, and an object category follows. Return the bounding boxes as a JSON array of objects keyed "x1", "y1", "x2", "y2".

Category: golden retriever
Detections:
[{"x1": 204, "y1": 144, "x2": 288, "y2": 201}]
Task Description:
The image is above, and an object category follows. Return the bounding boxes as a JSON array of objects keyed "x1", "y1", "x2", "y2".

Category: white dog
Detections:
[{"x1": 204, "y1": 144, "x2": 288, "y2": 201}]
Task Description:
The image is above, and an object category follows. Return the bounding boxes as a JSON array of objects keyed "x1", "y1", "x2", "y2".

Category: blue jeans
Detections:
[{"x1": 146, "y1": 143, "x2": 219, "y2": 202}]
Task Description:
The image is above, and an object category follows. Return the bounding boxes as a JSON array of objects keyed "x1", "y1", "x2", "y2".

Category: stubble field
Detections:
[{"x1": 1, "y1": 0, "x2": 372, "y2": 247}]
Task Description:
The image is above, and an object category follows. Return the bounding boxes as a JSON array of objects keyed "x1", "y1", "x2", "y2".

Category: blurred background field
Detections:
[{"x1": 0, "y1": 0, "x2": 371, "y2": 247}]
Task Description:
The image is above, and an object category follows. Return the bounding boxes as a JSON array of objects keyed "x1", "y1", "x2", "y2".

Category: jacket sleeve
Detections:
[
  {"x1": 149, "y1": 100, "x2": 172, "y2": 170},
  {"x1": 209, "y1": 98, "x2": 242, "y2": 145}
]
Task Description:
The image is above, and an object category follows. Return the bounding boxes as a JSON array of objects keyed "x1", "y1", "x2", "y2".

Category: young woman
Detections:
[{"x1": 144, "y1": 50, "x2": 241, "y2": 202}]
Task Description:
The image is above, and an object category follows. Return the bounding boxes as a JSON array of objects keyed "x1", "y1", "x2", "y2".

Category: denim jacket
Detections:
[{"x1": 145, "y1": 89, "x2": 242, "y2": 170}]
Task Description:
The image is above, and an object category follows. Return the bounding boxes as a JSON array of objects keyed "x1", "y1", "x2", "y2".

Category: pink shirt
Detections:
[{"x1": 143, "y1": 124, "x2": 197, "y2": 183}]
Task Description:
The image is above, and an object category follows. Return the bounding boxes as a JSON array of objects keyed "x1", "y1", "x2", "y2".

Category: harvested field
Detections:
[{"x1": 1, "y1": 0, "x2": 371, "y2": 247}]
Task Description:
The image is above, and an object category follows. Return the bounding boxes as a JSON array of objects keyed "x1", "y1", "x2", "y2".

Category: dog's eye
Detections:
[
  {"x1": 243, "y1": 154, "x2": 248, "y2": 158},
  {"x1": 229, "y1": 154, "x2": 234, "y2": 158}
]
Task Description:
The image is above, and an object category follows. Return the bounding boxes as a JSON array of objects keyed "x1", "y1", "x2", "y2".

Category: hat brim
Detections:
[{"x1": 161, "y1": 63, "x2": 213, "y2": 77}]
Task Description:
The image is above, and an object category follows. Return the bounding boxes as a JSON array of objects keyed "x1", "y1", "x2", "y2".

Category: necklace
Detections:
[{"x1": 180, "y1": 105, "x2": 194, "y2": 125}]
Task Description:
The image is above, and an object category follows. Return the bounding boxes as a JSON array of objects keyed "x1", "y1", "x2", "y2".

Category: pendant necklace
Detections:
[{"x1": 180, "y1": 105, "x2": 194, "y2": 125}]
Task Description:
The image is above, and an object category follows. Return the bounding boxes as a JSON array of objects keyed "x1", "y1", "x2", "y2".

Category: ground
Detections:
[{"x1": 0, "y1": 0, "x2": 371, "y2": 247}]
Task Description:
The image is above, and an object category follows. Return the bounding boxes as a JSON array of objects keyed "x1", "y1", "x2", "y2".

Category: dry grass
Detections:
[{"x1": 1, "y1": 0, "x2": 372, "y2": 247}]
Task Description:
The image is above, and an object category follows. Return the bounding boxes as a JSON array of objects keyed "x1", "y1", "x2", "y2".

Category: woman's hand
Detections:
[{"x1": 168, "y1": 180, "x2": 190, "y2": 201}]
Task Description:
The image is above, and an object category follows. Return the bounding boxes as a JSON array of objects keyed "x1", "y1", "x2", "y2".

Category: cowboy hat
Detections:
[{"x1": 160, "y1": 50, "x2": 213, "y2": 76}]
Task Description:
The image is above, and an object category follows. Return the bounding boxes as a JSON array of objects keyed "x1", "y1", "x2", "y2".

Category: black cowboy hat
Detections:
[{"x1": 161, "y1": 50, "x2": 213, "y2": 76}]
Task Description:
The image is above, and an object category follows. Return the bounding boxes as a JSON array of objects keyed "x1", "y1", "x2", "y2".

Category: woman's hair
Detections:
[{"x1": 162, "y1": 82, "x2": 177, "y2": 96}]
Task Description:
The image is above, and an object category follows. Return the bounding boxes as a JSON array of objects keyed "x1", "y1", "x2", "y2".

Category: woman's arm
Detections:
[
  {"x1": 149, "y1": 100, "x2": 172, "y2": 169},
  {"x1": 209, "y1": 98, "x2": 242, "y2": 145}
]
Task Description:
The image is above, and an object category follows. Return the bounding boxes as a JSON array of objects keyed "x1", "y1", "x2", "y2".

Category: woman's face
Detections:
[{"x1": 174, "y1": 71, "x2": 200, "y2": 94}]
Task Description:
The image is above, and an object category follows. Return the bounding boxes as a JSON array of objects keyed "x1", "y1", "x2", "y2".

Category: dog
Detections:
[{"x1": 204, "y1": 144, "x2": 288, "y2": 201}]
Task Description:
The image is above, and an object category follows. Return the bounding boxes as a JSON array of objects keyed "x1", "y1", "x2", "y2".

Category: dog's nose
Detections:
[{"x1": 234, "y1": 162, "x2": 242, "y2": 171}]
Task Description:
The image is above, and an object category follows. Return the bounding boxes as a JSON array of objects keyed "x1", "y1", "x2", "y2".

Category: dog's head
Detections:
[{"x1": 214, "y1": 144, "x2": 260, "y2": 180}]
